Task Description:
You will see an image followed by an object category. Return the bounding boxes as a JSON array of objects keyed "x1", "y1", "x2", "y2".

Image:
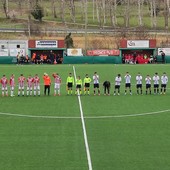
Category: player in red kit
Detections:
[
  {"x1": 27, "y1": 75, "x2": 34, "y2": 96},
  {"x1": 10, "y1": 74, "x2": 15, "y2": 97},
  {"x1": 52, "y1": 73, "x2": 62, "y2": 96},
  {"x1": 33, "y1": 74, "x2": 40, "y2": 96},
  {"x1": 1, "y1": 75, "x2": 8, "y2": 96},
  {"x1": 18, "y1": 74, "x2": 25, "y2": 96}
]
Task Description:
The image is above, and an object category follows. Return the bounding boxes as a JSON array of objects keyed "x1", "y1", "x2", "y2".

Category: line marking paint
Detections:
[
  {"x1": 0, "y1": 109, "x2": 170, "y2": 120},
  {"x1": 73, "y1": 65, "x2": 93, "y2": 170}
]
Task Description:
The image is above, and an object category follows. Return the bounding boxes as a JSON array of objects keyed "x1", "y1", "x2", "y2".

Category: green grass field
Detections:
[{"x1": 0, "y1": 64, "x2": 170, "y2": 170}]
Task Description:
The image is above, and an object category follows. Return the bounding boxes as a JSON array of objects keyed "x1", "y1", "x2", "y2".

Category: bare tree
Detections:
[
  {"x1": 124, "y1": 0, "x2": 130, "y2": 27},
  {"x1": 3, "y1": 0, "x2": 9, "y2": 18},
  {"x1": 164, "y1": 0, "x2": 170, "y2": 29},
  {"x1": 51, "y1": 0, "x2": 57, "y2": 18},
  {"x1": 149, "y1": 0, "x2": 157, "y2": 28},
  {"x1": 60, "y1": 0, "x2": 65, "y2": 23},
  {"x1": 69, "y1": 0, "x2": 76, "y2": 23},
  {"x1": 138, "y1": 0, "x2": 144, "y2": 26}
]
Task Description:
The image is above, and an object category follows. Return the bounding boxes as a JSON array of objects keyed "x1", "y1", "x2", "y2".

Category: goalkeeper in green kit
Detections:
[{"x1": 84, "y1": 74, "x2": 91, "y2": 95}]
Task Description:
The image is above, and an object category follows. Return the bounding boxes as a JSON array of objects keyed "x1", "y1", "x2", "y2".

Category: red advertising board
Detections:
[{"x1": 87, "y1": 50, "x2": 120, "y2": 56}]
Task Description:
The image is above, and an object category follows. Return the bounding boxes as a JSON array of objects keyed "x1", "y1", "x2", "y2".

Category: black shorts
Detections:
[
  {"x1": 154, "y1": 84, "x2": 159, "y2": 88},
  {"x1": 76, "y1": 85, "x2": 81, "y2": 89},
  {"x1": 125, "y1": 83, "x2": 131, "y2": 88},
  {"x1": 136, "y1": 84, "x2": 142, "y2": 88},
  {"x1": 161, "y1": 84, "x2": 166, "y2": 88},
  {"x1": 67, "y1": 82, "x2": 73, "y2": 88},
  {"x1": 85, "y1": 83, "x2": 90, "y2": 88},
  {"x1": 94, "y1": 83, "x2": 99, "y2": 88},
  {"x1": 115, "y1": 85, "x2": 120, "y2": 89},
  {"x1": 146, "y1": 84, "x2": 151, "y2": 89}
]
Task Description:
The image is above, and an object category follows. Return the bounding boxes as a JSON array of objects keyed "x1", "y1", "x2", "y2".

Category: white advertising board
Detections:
[
  {"x1": 0, "y1": 49, "x2": 8, "y2": 56},
  {"x1": 67, "y1": 48, "x2": 83, "y2": 56},
  {"x1": 127, "y1": 40, "x2": 149, "y2": 48},
  {"x1": 36, "y1": 40, "x2": 58, "y2": 48},
  {"x1": 158, "y1": 48, "x2": 170, "y2": 55},
  {"x1": 10, "y1": 49, "x2": 25, "y2": 56}
]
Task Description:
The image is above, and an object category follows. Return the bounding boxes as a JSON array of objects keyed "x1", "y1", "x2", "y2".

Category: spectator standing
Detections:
[{"x1": 161, "y1": 51, "x2": 165, "y2": 64}]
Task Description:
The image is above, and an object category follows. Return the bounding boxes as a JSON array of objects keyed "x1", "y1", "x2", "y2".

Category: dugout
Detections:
[
  {"x1": 28, "y1": 40, "x2": 65, "y2": 64},
  {"x1": 120, "y1": 39, "x2": 157, "y2": 64}
]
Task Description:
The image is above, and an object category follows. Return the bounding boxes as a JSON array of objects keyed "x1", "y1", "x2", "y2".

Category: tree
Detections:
[
  {"x1": 124, "y1": 0, "x2": 130, "y2": 27},
  {"x1": 138, "y1": 0, "x2": 144, "y2": 26},
  {"x1": 3, "y1": 0, "x2": 9, "y2": 18},
  {"x1": 31, "y1": 2, "x2": 44, "y2": 22},
  {"x1": 164, "y1": 0, "x2": 170, "y2": 29}
]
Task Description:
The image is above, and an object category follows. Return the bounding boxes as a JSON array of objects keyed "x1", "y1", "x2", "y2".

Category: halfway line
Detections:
[{"x1": 73, "y1": 66, "x2": 93, "y2": 170}]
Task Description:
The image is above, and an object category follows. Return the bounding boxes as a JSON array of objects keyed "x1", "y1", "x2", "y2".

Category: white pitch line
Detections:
[
  {"x1": 0, "y1": 112, "x2": 80, "y2": 119},
  {"x1": 84, "y1": 109, "x2": 170, "y2": 119},
  {"x1": 73, "y1": 65, "x2": 93, "y2": 170},
  {"x1": 0, "y1": 109, "x2": 170, "y2": 120}
]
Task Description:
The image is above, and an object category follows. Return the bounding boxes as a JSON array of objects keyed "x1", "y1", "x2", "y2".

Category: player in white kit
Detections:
[
  {"x1": 33, "y1": 74, "x2": 40, "y2": 96},
  {"x1": 52, "y1": 73, "x2": 61, "y2": 96},
  {"x1": 93, "y1": 72, "x2": 100, "y2": 95},
  {"x1": 136, "y1": 73, "x2": 143, "y2": 95},
  {"x1": 10, "y1": 74, "x2": 15, "y2": 97},
  {"x1": 18, "y1": 74, "x2": 26, "y2": 96},
  {"x1": 160, "y1": 72, "x2": 168, "y2": 94},
  {"x1": 1, "y1": 75, "x2": 8, "y2": 97},
  {"x1": 153, "y1": 72, "x2": 160, "y2": 94},
  {"x1": 27, "y1": 75, "x2": 33, "y2": 96},
  {"x1": 145, "y1": 75, "x2": 152, "y2": 95},
  {"x1": 114, "y1": 74, "x2": 122, "y2": 95},
  {"x1": 124, "y1": 72, "x2": 132, "y2": 95}
]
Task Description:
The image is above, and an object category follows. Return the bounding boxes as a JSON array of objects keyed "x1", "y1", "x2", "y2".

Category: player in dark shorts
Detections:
[
  {"x1": 145, "y1": 75, "x2": 151, "y2": 95},
  {"x1": 103, "y1": 80, "x2": 111, "y2": 95}
]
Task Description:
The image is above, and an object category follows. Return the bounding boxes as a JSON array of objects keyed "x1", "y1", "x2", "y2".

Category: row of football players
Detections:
[
  {"x1": 112, "y1": 72, "x2": 168, "y2": 95},
  {"x1": 0, "y1": 72, "x2": 168, "y2": 96},
  {"x1": 66, "y1": 72, "x2": 168, "y2": 96},
  {"x1": 0, "y1": 73, "x2": 61, "y2": 97}
]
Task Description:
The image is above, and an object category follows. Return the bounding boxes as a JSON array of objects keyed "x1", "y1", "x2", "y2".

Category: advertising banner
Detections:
[
  {"x1": 10, "y1": 49, "x2": 25, "y2": 56},
  {"x1": 158, "y1": 48, "x2": 170, "y2": 56},
  {"x1": 87, "y1": 50, "x2": 120, "y2": 56},
  {"x1": 127, "y1": 40, "x2": 149, "y2": 48},
  {"x1": 36, "y1": 40, "x2": 58, "y2": 48},
  {"x1": 67, "y1": 48, "x2": 83, "y2": 56},
  {"x1": 0, "y1": 49, "x2": 8, "y2": 56}
]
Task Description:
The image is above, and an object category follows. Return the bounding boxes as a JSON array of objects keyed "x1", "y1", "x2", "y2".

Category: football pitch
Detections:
[{"x1": 0, "y1": 64, "x2": 170, "y2": 170}]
